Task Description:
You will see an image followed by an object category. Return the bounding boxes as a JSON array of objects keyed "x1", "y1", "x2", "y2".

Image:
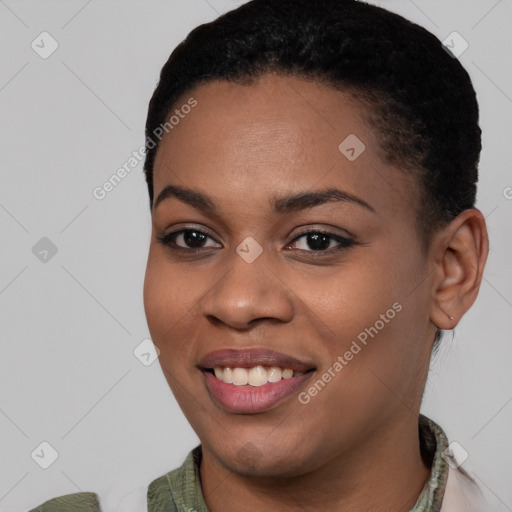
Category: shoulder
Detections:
[
  {"x1": 146, "y1": 472, "x2": 179, "y2": 511},
  {"x1": 29, "y1": 448, "x2": 200, "y2": 512},
  {"x1": 440, "y1": 466, "x2": 489, "y2": 512},
  {"x1": 28, "y1": 491, "x2": 101, "y2": 512},
  {"x1": 146, "y1": 447, "x2": 203, "y2": 511},
  {"x1": 28, "y1": 484, "x2": 149, "y2": 512}
]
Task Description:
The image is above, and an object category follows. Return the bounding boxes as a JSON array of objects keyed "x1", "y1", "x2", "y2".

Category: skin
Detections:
[{"x1": 143, "y1": 72, "x2": 489, "y2": 511}]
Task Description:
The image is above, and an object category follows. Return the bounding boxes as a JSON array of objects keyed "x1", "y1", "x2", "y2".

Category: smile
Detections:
[
  {"x1": 198, "y1": 347, "x2": 316, "y2": 413},
  {"x1": 202, "y1": 369, "x2": 314, "y2": 413}
]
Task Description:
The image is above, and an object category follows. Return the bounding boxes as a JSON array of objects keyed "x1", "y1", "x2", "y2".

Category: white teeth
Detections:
[
  {"x1": 232, "y1": 367, "x2": 249, "y2": 385},
  {"x1": 212, "y1": 366, "x2": 303, "y2": 386},
  {"x1": 222, "y1": 367, "x2": 233, "y2": 384},
  {"x1": 248, "y1": 366, "x2": 268, "y2": 386},
  {"x1": 267, "y1": 366, "x2": 282, "y2": 382},
  {"x1": 282, "y1": 368, "x2": 293, "y2": 379}
]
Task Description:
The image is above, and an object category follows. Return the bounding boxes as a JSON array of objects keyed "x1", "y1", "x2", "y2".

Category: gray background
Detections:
[{"x1": 0, "y1": 0, "x2": 510, "y2": 510}]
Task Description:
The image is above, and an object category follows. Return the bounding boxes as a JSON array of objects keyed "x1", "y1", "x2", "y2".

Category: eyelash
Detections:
[{"x1": 156, "y1": 227, "x2": 356, "y2": 256}]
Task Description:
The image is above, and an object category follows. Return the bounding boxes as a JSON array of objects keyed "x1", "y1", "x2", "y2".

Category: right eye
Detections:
[{"x1": 156, "y1": 228, "x2": 222, "y2": 252}]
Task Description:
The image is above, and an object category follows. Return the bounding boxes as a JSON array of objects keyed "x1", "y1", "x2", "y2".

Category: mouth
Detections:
[{"x1": 198, "y1": 348, "x2": 316, "y2": 413}]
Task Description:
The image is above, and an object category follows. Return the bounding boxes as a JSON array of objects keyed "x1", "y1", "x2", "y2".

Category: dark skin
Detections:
[{"x1": 143, "y1": 72, "x2": 489, "y2": 511}]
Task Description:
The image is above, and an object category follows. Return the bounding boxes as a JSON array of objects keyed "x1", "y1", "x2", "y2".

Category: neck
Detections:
[{"x1": 200, "y1": 413, "x2": 431, "y2": 512}]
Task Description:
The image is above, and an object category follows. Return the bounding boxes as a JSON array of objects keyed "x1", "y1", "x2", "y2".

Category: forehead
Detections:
[{"x1": 152, "y1": 73, "x2": 417, "y2": 219}]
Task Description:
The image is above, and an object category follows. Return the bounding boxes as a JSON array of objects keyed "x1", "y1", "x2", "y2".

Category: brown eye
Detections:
[
  {"x1": 157, "y1": 229, "x2": 221, "y2": 250},
  {"x1": 287, "y1": 231, "x2": 354, "y2": 252}
]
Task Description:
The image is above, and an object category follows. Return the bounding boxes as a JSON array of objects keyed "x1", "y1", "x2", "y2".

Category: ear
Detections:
[{"x1": 429, "y1": 209, "x2": 489, "y2": 330}]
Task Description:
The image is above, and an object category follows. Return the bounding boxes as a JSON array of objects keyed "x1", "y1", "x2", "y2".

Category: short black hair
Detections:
[
  {"x1": 143, "y1": 0, "x2": 481, "y2": 241},
  {"x1": 143, "y1": 0, "x2": 482, "y2": 347}
]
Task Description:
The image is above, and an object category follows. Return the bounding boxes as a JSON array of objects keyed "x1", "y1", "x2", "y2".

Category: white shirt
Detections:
[{"x1": 440, "y1": 466, "x2": 489, "y2": 511}]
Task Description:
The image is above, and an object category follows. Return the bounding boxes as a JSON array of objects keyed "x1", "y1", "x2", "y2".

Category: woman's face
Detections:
[{"x1": 143, "y1": 73, "x2": 436, "y2": 477}]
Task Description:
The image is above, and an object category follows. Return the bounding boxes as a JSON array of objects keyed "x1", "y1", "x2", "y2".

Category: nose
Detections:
[{"x1": 201, "y1": 248, "x2": 295, "y2": 330}]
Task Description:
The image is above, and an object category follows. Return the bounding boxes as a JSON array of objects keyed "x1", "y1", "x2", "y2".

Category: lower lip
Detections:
[{"x1": 203, "y1": 370, "x2": 313, "y2": 413}]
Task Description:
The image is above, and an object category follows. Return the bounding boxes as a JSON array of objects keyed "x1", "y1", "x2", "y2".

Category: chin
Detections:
[{"x1": 209, "y1": 438, "x2": 314, "y2": 479}]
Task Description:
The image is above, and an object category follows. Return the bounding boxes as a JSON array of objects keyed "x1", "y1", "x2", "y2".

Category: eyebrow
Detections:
[{"x1": 153, "y1": 184, "x2": 376, "y2": 215}]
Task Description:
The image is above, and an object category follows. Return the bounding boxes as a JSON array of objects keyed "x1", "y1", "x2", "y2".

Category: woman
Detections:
[{"x1": 30, "y1": 0, "x2": 490, "y2": 510}]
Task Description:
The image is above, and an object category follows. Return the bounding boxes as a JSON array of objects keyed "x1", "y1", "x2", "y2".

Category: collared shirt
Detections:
[{"x1": 28, "y1": 415, "x2": 488, "y2": 512}]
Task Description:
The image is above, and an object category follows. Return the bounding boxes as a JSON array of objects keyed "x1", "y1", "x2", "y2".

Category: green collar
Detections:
[{"x1": 412, "y1": 414, "x2": 449, "y2": 511}]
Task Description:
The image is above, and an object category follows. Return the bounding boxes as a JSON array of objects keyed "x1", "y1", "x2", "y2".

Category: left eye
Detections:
[{"x1": 287, "y1": 231, "x2": 354, "y2": 252}]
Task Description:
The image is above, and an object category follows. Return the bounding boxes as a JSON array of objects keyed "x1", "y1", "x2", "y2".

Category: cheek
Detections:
[
  {"x1": 308, "y1": 242, "x2": 427, "y2": 377},
  {"x1": 143, "y1": 253, "x2": 205, "y2": 411},
  {"x1": 307, "y1": 256, "x2": 401, "y2": 339},
  {"x1": 143, "y1": 252, "x2": 170, "y2": 335},
  {"x1": 143, "y1": 249, "x2": 199, "y2": 355}
]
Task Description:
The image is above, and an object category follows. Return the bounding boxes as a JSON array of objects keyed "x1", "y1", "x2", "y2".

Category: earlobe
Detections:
[{"x1": 429, "y1": 209, "x2": 489, "y2": 332}]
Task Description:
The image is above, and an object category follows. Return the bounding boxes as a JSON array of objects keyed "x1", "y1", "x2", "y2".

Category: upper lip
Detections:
[{"x1": 198, "y1": 348, "x2": 316, "y2": 373}]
